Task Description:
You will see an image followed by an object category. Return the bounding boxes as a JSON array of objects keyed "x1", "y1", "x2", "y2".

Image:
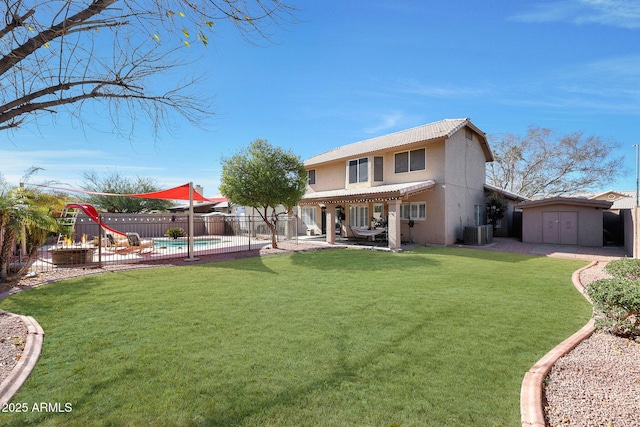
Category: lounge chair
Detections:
[
  {"x1": 105, "y1": 233, "x2": 130, "y2": 252},
  {"x1": 125, "y1": 232, "x2": 155, "y2": 253}
]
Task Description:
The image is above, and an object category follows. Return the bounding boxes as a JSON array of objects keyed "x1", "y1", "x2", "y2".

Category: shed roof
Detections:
[
  {"x1": 304, "y1": 118, "x2": 493, "y2": 166},
  {"x1": 518, "y1": 197, "x2": 613, "y2": 210}
]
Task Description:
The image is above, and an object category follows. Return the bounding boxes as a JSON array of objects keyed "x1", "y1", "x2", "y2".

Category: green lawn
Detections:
[{"x1": 0, "y1": 247, "x2": 590, "y2": 427}]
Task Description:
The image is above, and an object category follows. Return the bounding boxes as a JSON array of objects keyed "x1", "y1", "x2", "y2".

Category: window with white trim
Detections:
[
  {"x1": 301, "y1": 207, "x2": 317, "y2": 228},
  {"x1": 307, "y1": 169, "x2": 316, "y2": 185},
  {"x1": 400, "y1": 202, "x2": 426, "y2": 220},
  {"x1": 348, "y1": 158, "x2": 368, "y2": 183},
  {"x1": 349, "y1": 204, "x2": 369, "y2": 227},
  {"x1": 373, "y1": 203, "x2": 384, "y2": 220},
  {"x1": 395, "y1": 148, "x2": 426, "y2": 174}
]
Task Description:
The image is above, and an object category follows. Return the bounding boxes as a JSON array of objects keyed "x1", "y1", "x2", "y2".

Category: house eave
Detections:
[{"x1": 299, "y1": 180, "x2": 436, "y2": 205}]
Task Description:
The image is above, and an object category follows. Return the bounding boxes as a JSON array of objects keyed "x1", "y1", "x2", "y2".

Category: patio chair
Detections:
[
  {"x1": 105, "y1": 233, "x2": 130, "y2": 252},
  {"x1": 125, "y1": 232, "x2": 155, "y2": 253}
]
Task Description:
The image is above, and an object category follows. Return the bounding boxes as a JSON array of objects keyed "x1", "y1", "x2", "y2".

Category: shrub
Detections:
[
  {"x1": 586, "y1": 278, "x2": 640, "y2": 337},
  {"x1": 164, "y1": 227, "x2": 186, "y2": 239},
  {"x1": 605, "y1": 258, "x2": 640, "y2": 281}
]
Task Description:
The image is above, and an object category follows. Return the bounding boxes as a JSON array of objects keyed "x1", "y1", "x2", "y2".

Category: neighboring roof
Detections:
[
  {"x1": 484, "y1": 183, "x2": 529, "y2": 202},
  {"x1": 561, "y1": 190, "x2": 637, "y2": 210},
  {"x1": 588, "y1": 190, "x2": 629, "y2": 201},
  {"x1": 168, "y1": 200, "x2": 230, "y2": 213},
  {"x1": 304, "y1": 118, "x2": 493, "y2": 166},
  {"x1": 518, "y1": 197, "x2": 613, "y2": 210},
  {"x1": 300, "y1": 180, "x2": 436, "y2": 204}
]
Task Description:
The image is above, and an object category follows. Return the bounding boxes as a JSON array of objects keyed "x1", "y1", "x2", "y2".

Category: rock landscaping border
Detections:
[
  {"x1": 0, "y1": 313, "x2": 44, "y2": 406},
  {"x1": 520, "y1": 261, "x2": 597, "y2": 427}
]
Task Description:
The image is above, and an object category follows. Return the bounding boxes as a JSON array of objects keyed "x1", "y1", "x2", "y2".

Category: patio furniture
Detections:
[
  {"x1": 106, "y1": 233, "x2": 130, "y2": 252},
  {"x1": 125, "y1": 232, "x2": 155, "y2": 253},
  {"x1": 349, "y1": 226, "x2": 387, "y2": 244}
]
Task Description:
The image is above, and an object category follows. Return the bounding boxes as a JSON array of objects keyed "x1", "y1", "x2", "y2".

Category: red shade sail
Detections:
[{"x1": 29, "y1": 183, "x2": 228, "y2": 203}]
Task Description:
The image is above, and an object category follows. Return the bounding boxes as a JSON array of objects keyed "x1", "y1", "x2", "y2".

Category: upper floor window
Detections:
[
  {"x1": 395, "y1": 148, "x2": 426, "y2": 174},
  {"x1": 374, "y1": 156, "x2": 384, "y2": 182},
  {"x1": 307, "y1": 169, "x2": 316, "y2": 185},
  {"x1": 348, "y1": 157, "x2": 368, "y2": 183}
]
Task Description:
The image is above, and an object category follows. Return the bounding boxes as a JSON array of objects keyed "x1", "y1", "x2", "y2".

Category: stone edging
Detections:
[
  {"x1": 520, "y1": 261, "x2": 597, "y2": 427},
  {"x1": 0, "y1": 313, "x2": 44, "y2": 406}
]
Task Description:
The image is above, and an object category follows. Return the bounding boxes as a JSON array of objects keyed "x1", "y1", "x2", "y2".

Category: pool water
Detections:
[{"x1": 154, "y1": 237, "x2": 222, "y2": 248}]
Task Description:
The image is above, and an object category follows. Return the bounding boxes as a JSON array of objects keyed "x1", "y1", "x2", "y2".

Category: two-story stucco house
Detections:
[{"x1": 298, "y1": 118, "x2": 494, "y2": 250}]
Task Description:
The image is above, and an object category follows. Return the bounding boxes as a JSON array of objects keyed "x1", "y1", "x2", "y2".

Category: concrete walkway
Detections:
[
  {"x1": 300, "y1": 235, "x2": 628, "y2": 261},
  {"x1": 462, "y1": 237, "x2": 627, "y2": 261}
]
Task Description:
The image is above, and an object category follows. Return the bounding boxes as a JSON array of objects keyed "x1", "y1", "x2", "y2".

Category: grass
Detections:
[{"x1": 0, "y1": 247, "x2": 591, "y2": 426}]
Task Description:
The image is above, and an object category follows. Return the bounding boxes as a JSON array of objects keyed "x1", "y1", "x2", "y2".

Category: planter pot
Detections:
[{"x1": 51, "y1": 247, "x2": 96, "y2": 266}]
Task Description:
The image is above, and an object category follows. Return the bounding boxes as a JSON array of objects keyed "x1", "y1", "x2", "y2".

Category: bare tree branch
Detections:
[
  {"x1": 0, "y1": 0, "x2": 298, "y2": 137},
  {"x1": 487, "y1": 126, "x2": 625, "y2": 199}
]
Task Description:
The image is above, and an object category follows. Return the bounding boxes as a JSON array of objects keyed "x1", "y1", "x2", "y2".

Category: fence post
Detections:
[{"x1": 98, "y1": 214, "x2": 102, "y2": 268}]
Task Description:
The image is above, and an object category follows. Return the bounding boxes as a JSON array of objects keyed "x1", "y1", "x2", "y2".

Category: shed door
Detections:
[
  {"x1": 542, "y1": 211, "x2": 578, "y2": 245},
  {"x1": 559, "y1": 211, "x2": 578, "y2": 245},
  {"x1": 542, "y1": 212, "x2": 559, "y2": 244}
]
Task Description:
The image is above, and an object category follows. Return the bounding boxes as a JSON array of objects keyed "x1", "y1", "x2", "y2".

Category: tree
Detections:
[
  {"x1": 487, "y1": 126, "x2": 624, "y2": 199},
  {"x1": 219, "y1": 139, "x2": 306, "y2": 248},
  {"x1": 0, "y1": 174, "x2": 64, "y2": 282},
  {"x1": 485, "y1": 192, "x2": 507, "y2": 232},
  {"x1": 0, "y1": 0, "x2": 296, "y2": 135},
  {"x1": 81, "y1": 171, "x2": 173, "y2": 212}
]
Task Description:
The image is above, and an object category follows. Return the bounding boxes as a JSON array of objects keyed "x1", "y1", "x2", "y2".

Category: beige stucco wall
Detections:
[
  {"x1": 441, "y1": 131, "x2": 488, "y2": 245},
  {"x1": 305, "y1": 139, "x2": 447, "y2": 194},
  {"x1": 522, "y1": 204, "x2": 605, "y2": 247},
  {"x1": 303, "y1": 126, "x2": 491, "y2": 246}
]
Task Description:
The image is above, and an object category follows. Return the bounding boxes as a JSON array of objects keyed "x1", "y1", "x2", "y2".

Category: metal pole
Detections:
[
  {"x1": 634, "y1": 144, "x2": 639, "y2": 207},
  {"x1": 98, "y1": 214, "x2": 102, "y2": 268},
  {"x1": 185, "y1": 182, "x2": 199, "y2": 262}
]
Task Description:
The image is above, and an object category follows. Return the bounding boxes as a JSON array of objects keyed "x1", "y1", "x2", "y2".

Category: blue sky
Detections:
[{"x1": 2, "y1": 0, "x2": 640, "y2": 197}]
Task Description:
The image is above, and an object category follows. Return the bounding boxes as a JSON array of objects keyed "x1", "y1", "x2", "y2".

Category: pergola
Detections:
[{"x1": 299, "y1": 180, "x2": 436, "y2": 251}]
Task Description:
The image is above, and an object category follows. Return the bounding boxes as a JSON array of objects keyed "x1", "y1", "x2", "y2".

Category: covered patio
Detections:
[{"x1": 299, "y1": 180, "x2": 435, "y2": 251}]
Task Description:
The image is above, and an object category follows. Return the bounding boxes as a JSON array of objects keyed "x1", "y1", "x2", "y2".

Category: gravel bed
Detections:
[
  {"x1": 544, "y1": 261, "x2": 640, "y2": 427},
  {"x1": 0, "y1": 312, "x2": 28, "y2": 385}
]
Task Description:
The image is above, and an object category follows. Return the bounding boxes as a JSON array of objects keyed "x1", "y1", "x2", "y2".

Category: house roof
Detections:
[
  {"x1": 304, "y1": 118, "x2": 493, "y2": 166},
  {"x1": 518, "y1": 197, "x2": 613, "y2": 210},
  {"x1": 555, "y1": 190, "x2": 637, "y2": 210},
  {"x1": 484, "y1": 183, "x2": 529, "y2": 202},
  {"x1": 299, "y1": 180, "x2": 436, "y2": 205},
  {"x1": 589, "y1": 190, "x2": 629, "y2": 201},
  {"x1": 587, "y1": 190, "x2": 637, "y2": 209},
  {"x1": 168, "y1": 200, "x2": 229, "y2": 213}
]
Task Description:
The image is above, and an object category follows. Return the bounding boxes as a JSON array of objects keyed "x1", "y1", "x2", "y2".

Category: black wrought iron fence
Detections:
[{"x1": 24, "y1": 214, "x2": 299, "y2": 273}]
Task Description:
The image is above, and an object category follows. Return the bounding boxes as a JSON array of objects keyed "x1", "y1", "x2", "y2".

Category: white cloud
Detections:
[
  {"x1": 363, "y1": 112, "x2": 406, "y2": 134},
  {"x1": 398, "y1": 80, "x2": 487, "y2": 98},
  {"x1": 511, "y1": 0, "x2": 640, "y2": 29}
]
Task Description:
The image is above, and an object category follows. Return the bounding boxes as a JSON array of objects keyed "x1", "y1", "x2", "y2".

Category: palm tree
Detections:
[{"x1": 0, "y1": 181, "x2": 64, "y2": 282}]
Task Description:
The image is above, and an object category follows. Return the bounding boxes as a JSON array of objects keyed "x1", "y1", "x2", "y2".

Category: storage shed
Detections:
[{"x1": 519, "y1": 197, "x2": 613, "y2": 247}]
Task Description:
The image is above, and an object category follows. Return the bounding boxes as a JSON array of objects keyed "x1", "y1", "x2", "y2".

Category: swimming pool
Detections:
[{"x1": 154, "y1": 237, "x2": 222, "y2": 249}]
